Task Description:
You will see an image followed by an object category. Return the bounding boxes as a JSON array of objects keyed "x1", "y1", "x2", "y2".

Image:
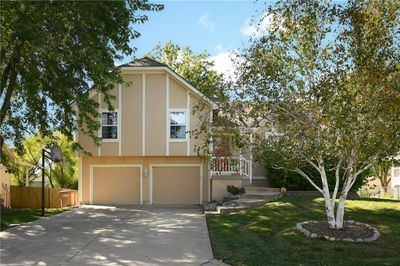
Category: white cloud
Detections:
[
  {"x1": 240, "y1": 13, "x2": 275, "y2": 38},
  {"x1": 198, "y1": 13, "x2": 214, "y2": 31},
  {"x1": 209, "y1": 50, "x2": 241, "y2": 82}
]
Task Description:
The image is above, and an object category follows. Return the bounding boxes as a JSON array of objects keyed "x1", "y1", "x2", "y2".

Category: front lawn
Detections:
[
  {"x1": 207, "y1": 196, "x2": 400, "y2": 266},
  {"x1": 1, "y1": 208, "x2": 66, "y2": 231}
]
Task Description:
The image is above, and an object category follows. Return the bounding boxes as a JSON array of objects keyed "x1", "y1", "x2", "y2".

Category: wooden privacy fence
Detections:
[{"x1": 10, "y1": 186, "x2": 78, "y2": 208}]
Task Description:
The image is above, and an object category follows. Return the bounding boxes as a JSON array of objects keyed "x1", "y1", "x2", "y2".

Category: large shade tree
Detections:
[
  {"x1": 0, "y1": 0, "x2": 163, "y2": 158},
  {"x1": 12, "y1": 133, "x2": 78, "y2": 189},
  {"x1": 145, "y1": 41, "x2": 226, "y2": 101},
  {"x1": 224, "y1": 0, "x2": 400, "y2": 229}
]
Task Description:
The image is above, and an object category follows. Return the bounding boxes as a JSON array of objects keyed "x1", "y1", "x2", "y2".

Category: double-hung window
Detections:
[
  {"x1": 101, "y1": 111, "x2": 118, "y2": 140},
  {"x1": 394, "y1": 161, "x2": 400, "y2": 179},
  {"x1": 170, "y1": 111, "x2": 187, "y2": 140}
]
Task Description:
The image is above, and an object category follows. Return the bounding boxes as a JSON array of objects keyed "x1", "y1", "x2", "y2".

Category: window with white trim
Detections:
[
  {"x1": 394, "y1": 161, "x2": 400, "y2": 178},
  {"x1": 101, "y1": 111, "x2": 118, "y2": 139},
  {"x1": 170, "y1": 111, "x2": 187, "y2": 139}
]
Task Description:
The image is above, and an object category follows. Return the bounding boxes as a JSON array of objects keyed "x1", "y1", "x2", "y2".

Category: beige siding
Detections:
[
  {"x1": 100, "y1": 85, "x2": 119, "y2": 109},
  {"x1": 77, "y1": 93, "x2": 100, "y2": 156},
  {"x1": 0, "y1": 166, "x2": 11, "y2": 208},
  {"x1": 190, "y1": 96, "x2": 212, "y2": 156},
  {"x1": 212, "y1": 178, "x2": 243, "y2": 202},
  {"x1": 78, "y1": 126, "x2": 98, "y2": 156},
  {"x1": 121, "y1": 74, "x2": 142, "y2": 156},
  {"x1": 78, "y1": 70, "x2": 213, "y2": 157},
  {"x1": 253, "y1": 162, "x2": 266, "y2": 177},
  {"x1": 169, "y1": 142, "x2": 187, "y2": 156},
  {"x1": 169, "y1": 78, "x2": 187, "y2": 108},
  {"x1": 100, "y1": 142, "x2": 119, "y2": 156},
  {"x1": 146, "y1": 74, "x2": 166, "y2": 156}
]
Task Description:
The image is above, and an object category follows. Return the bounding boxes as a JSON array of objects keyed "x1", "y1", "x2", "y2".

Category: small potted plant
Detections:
[{"x1": 280, "y1": 175, "x2": 287, "y2": 195}]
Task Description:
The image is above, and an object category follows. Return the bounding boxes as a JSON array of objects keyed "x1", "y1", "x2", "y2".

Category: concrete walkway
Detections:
[{"x1": 0, "y1": 206, "x2": 226, "y2": 265}]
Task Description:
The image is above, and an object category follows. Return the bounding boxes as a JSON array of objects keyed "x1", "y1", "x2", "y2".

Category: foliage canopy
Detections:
[
  {"x1": 145, "y1": 41, "x2": 226, "y2": 101},
  {"x1": 222, "y1": 0, "x2": 400, "y2": 229},
  {"x1": 0, "y1": 0, "x2": 163, "y2": 157}
]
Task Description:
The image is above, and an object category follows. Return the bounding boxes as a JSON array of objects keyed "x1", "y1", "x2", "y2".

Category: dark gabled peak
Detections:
[{"x1": 119, "y1": 57, "x2": 167, "y2": 68}]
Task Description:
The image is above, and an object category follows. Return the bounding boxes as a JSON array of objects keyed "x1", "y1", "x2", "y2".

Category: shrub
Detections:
[
  {"x1": 227, "y1": 185, "x2": 245, "y2": 195},
  {"x1": 266, "y1": 163, "x2": 367, "y2": 191}
]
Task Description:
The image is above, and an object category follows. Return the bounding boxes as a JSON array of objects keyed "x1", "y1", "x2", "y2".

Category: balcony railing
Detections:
[{"x1": 210, "y1": 156, "x2": 252, "y2": 178}]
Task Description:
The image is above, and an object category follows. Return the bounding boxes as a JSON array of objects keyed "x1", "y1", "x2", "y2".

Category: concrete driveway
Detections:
[{"x1": 0, "y1": 206, "x2": 223, "y2": 265}]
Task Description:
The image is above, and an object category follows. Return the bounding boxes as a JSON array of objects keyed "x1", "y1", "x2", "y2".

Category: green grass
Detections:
[
  {"x1": 207, "y1": 196, "x2": 400, "y2": 266},
  {"x1": 0, "y1": 208, "x2": 66, "y2": 231}
]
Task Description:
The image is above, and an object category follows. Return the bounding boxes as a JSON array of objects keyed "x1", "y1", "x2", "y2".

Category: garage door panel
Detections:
[
  {"x1": 93, "y1": 167, "x2": 140, "y2": 205},
  {"x1": 153, "y1": 166, "x2": 200, "y2": 205}
]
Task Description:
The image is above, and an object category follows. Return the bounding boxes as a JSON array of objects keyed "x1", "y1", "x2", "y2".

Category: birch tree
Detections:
[{"x1": 228, "y1": 0, "x2": 400, "y2": 229}]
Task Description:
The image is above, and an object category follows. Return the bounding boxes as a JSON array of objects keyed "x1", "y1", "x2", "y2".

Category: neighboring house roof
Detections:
[
  {"x1": 1, "y1": 146, "x2": 34, "y2": 168},
  {"x1": 2, "y1": 146, "x2": 17, "y2": 162},
  {"x1": 119, "y1": 57, "x2": 218, "y2": 109}
]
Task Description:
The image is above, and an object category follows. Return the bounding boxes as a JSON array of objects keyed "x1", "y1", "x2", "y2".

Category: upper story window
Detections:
[
  {"x1": 394, "y1": 161, "x2": 400, "y2": 178},
  {"x1": 170, "y1": 111, "x2": 187, "y2": 139},
  {"x1": 101, "y1": 111, "x2": 118, "y2": 139}
]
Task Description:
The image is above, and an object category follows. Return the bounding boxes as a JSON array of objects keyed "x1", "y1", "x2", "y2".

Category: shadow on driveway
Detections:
[{"x1": 0, "y1": 205, "x2": 214, "y2": 265}]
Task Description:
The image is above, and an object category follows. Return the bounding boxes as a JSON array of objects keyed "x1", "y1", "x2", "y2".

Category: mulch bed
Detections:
[{"x1": 297, "y1": 220, "x2": 380, "y2": 242}]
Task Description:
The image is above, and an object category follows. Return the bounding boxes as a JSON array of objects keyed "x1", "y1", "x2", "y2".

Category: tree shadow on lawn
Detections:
[
  {"x1": 207, "y1": 196, "x2": 400, "y2": 266},
  {"x1": 1, "y1": 208, "x2": 65, "y2": 231},
  {"x1": 355, "y1": 197, "x2": 400, "y2": 203}
]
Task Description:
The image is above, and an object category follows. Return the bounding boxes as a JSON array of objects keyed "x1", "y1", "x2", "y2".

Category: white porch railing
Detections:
[{"x1": 210, "y1": 156, "x2": 252, "y2": 178}]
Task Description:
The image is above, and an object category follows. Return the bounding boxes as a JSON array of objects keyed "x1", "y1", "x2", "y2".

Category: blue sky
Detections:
[{"x1": 122, "y1": 0, "x2": 271, "y2": 76}]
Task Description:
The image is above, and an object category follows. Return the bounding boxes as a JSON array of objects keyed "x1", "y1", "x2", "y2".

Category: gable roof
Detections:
[
  {"x1": 119, "y1": 57, "x2": 167, "y2": 68},
  {"x1": 1, "y1": 145, "x2": 34, "y2": 168},
  {"x1": 119, "y1": 57, "x2": 218, "y2": 109}
]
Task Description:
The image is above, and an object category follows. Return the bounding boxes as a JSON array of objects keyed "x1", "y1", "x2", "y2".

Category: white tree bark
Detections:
[
  {"x1": 334, "y1": 161, "x2": 375, "y2": 228},
  {"x1": 331, "y1": 158, "x2": 342, "y2": 210},
  {"x1": 335, "y1": 193, "x2": 347, "y2": 229},
  {"x1": 295, "y1": 158, "x2": 375, "y2": 230},
  {"x1": 333, "y1": 174, "x2": 350, "y2": 229},
  {"x1": 319, "y1": 162, "x2": 337, "y2": 229}
]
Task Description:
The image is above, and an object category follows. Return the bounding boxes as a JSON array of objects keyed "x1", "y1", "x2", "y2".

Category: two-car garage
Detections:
[{"x1": 88, "y1": 163, "x2": 203, "y2": 205}]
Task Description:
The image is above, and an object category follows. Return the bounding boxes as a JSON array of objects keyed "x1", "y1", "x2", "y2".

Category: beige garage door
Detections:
[
  {"x1": 152, "y1": 166, "x2": 201, "y2": 204},
  {"x1": 92, "y1": 166, "x2": 140, "y2": 205}
]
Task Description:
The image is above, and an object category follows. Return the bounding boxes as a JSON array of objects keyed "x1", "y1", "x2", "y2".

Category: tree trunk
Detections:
[
  {"x1": 324, "y1": 197, "x2": 336, "y2": 229},
  {"x1": 335, "y1": 193, "x2": 347, "y2": 229},
  {"x1": 319, "y1": 164, "x2": 336, "y2": 229}
]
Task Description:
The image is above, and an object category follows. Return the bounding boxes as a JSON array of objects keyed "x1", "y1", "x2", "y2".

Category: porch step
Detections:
[
  {"x1": 244, "y1": 186, "x2": 280, "y2": 193},
  {"x1": 232, "y1": 198, "x2": 266, "y2": 208},
  {"x1": 204, "y1": 199, "x2": 266, "y2": 215},
  {"x1": 244, "y1": 179, "x2": 270, "y2": 187},
  {"x1": 243, "y1": 191, "x2": 281, "y2": 201}
]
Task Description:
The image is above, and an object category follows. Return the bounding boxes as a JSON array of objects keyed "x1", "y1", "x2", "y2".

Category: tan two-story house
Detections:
[
  {"x1": 78, "y1": 57, "x2": 266, "y2": 205},
  {"x1": 77, "y1": 58, "x2": 218, "y2": 205}
]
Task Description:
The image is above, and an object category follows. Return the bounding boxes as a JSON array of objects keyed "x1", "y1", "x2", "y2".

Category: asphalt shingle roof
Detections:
[{"x1": 119, "y1": 57, "x2": 167, "y2": 68}]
